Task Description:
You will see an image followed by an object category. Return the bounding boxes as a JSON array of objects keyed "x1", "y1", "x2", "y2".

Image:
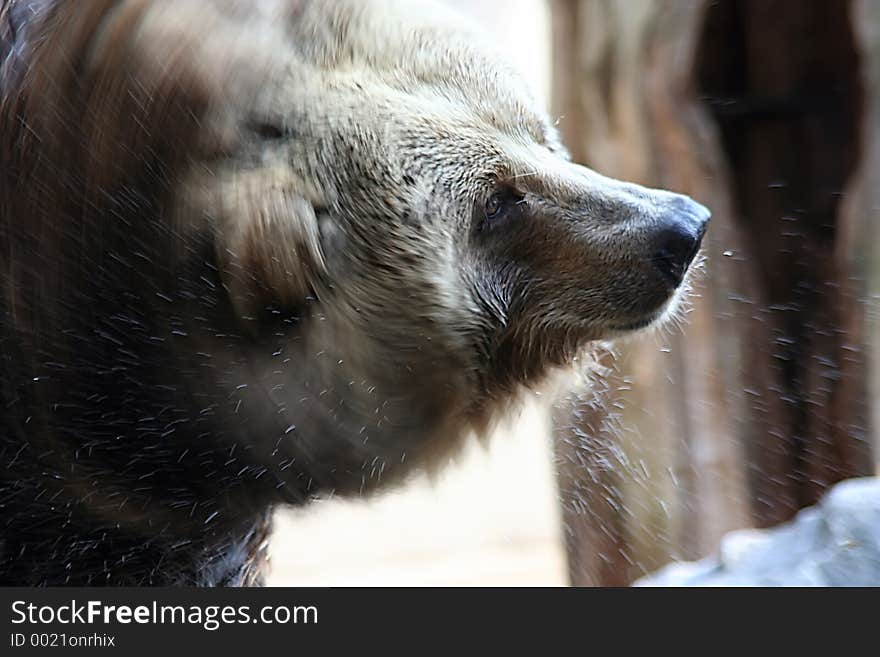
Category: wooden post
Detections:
[{"x1": 550, "y1": 0, "x2": 878, "y2": 585}]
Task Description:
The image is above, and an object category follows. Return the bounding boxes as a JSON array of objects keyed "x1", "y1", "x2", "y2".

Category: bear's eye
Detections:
[
  {"x1": 476, "y1": 188, "x2": 526, "y2": 232},
  {"x1": 485, "y1": 193, "x2": 506, "y2": 219},
  {"x1": 486, "y1": 189, "x2": 525, "y2": 218}
]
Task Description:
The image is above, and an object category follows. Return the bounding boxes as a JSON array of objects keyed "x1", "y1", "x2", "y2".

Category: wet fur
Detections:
[{"x1": 0, "y1": 0, "x2": 703, "y2": 585}]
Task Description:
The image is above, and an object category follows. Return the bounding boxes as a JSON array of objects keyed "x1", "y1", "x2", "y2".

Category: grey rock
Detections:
[{"x1": 636, "y1": 477, "x2": 880, "y2": 586}]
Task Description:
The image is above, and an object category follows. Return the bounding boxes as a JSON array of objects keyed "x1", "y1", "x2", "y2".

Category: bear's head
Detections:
[{"x1": 2, "y1": 0, "x2": 708, "y2": 503}]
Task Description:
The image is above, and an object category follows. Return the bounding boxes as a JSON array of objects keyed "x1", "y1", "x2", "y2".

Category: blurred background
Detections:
[{"x1": 267, "y1": 0, "x2": 880, "y2": 586}]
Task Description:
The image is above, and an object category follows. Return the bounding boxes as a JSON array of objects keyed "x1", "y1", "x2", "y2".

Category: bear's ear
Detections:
[{"x1": 212, "y1": 167, "x2": 326, "y2": 325}]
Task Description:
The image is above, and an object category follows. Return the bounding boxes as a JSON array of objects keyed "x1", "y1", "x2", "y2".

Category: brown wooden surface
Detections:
[{"x1": 551, "y1": 0, "x2": 878, "y2": 586}]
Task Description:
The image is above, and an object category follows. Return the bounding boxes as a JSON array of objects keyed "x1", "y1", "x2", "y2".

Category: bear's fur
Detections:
[{"x1": 0, "y1": 0, "x2": 709, "y2": 585}]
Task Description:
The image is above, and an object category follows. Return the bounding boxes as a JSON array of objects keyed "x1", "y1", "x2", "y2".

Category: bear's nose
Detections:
[{"x1": 652, "y1": 197, "x2": 711, "y2": 288}]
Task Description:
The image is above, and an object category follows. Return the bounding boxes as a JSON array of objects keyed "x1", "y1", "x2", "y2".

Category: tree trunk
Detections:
[{"x1": 551, "y1": 0, "x2": 878, "y2": 586}]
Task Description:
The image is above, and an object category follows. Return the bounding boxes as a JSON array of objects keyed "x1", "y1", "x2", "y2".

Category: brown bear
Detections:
[{"x1": 0, "y1": 0, "x2": 709, "y2": 585}]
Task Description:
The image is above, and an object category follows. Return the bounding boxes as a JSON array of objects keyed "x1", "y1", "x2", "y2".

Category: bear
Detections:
[{"x1": 0, "y1": 0, "x2": 709, "y2": 585}]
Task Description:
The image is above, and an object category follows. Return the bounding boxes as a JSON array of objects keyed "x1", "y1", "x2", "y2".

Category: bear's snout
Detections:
[{"x1": 650, "y1": 196, "x2": 711, "y2": 288}]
